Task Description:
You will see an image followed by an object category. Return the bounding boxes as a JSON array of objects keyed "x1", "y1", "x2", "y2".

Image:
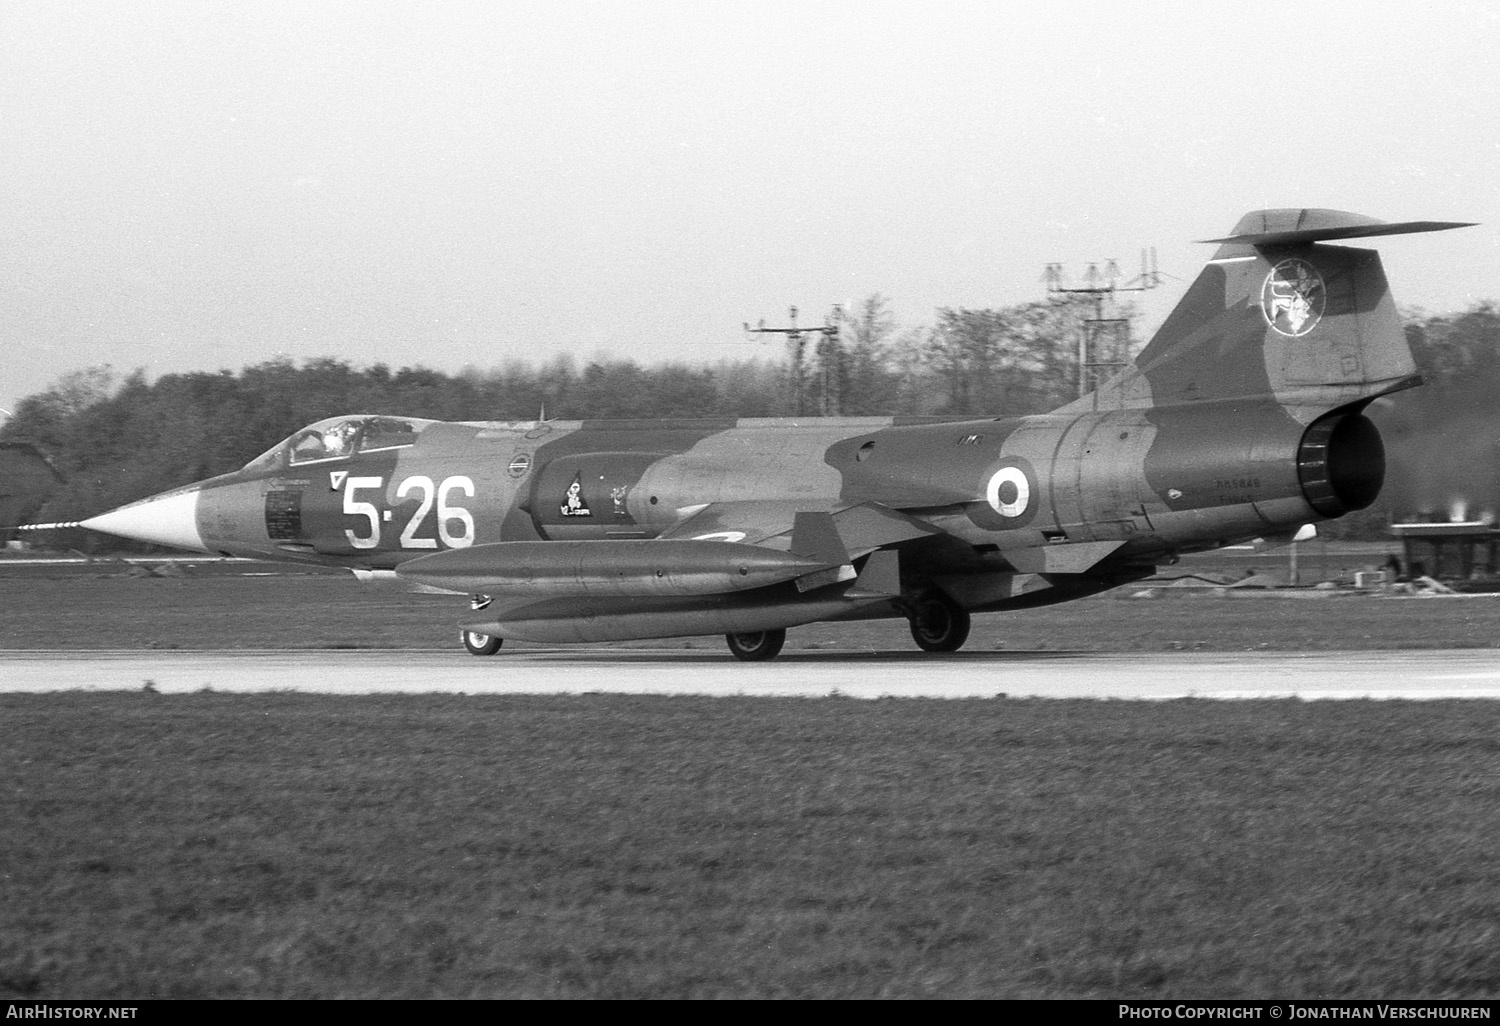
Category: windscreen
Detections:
[{"x1": 242, "y1": 416, "x2": 435, "y2": 471}]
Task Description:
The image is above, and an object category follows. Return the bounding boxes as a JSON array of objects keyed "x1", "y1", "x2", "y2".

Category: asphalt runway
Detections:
[{"x1": 2, "y1": 648, "x2": 1498, "y2": 698}]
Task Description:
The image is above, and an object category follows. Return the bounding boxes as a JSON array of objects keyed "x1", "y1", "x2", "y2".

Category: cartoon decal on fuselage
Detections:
[
  {"x1": 561, "y1": 474, "x2": 591, "y2": 517},
  {"x1": 37, "y1": 209, "x2": 1473, "y2": 660}
]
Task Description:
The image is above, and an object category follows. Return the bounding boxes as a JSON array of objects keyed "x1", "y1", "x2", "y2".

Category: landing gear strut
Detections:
[
  {"x1": 725, "y1": 629, "x2": 786, "y2": 662},
  {"x1": 462, "y1": 630, "x2": 503, "y2": 656},
  {"x1": 908, "y1": 593, "x2": 970, "y2": 653}
]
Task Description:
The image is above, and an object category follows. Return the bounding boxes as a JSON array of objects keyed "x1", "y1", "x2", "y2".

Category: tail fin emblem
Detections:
[{"x1": 1261, "y1": 258, "x2": 1325, "y2": 337}]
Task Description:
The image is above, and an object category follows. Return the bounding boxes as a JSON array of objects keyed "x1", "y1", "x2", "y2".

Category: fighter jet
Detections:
[{"x1": 44, "y1": 209, "x2": 1472, "y2": 659}]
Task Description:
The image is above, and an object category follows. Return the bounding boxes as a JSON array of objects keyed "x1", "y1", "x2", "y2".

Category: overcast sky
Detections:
[{"x1": 4, "y1": 0, "x2": 1497, "y2": 416}]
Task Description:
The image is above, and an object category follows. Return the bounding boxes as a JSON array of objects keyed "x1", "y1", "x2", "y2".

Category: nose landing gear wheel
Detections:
[
  {"x1": 909, "y1": 594, "x2": 970, "y2": 653},
  {"x1": 725, "y1": 629, "x2": 786, "y2": 662},
  {"x1": 462, "y1": 630, "x2": 503, "y2": 656}
]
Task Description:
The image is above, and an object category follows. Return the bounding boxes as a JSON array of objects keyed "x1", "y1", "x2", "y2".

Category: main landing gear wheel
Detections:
[
  {"x1": 909, "y1": 594, "x2": 971, "y2": 653},
  {"x1": 725, "y1": 629, "x2": 786, "y2": 662},
  {"x1": 462, "y1": 630, "x2": 503, "y2": 656}
]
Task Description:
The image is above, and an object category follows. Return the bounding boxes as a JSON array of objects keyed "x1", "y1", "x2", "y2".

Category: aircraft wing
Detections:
[
  {"x1": 397, "y1": 499, "x2": 942, "y2": 602},
  {"x1": 658, "y1": 499, "x2": 943, "y2": 557}
]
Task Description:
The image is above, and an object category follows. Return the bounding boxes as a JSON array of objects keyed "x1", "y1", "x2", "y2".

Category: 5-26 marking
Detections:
[{"x1": 343, "y1": 475, "x2": 476, "y2": 550}]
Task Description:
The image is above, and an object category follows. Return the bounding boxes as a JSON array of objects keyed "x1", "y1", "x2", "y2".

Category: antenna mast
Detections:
[
  {"x1": 1044, "y1": 248, "x2": 1159, "y2": 405},
  {"x1": 744, "y1": 305, "x2": 843, "y2": 416}
]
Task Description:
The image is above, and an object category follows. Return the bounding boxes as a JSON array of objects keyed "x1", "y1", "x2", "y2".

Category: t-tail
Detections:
[
  {"x1": 1044, "y1": 209, "x2": 1474, "y2": 526},
  {"x1": 1064, "y1": 209, "x2": 1474, "y2": 416}
]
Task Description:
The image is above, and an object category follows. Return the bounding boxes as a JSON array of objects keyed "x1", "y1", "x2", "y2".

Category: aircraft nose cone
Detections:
[{"x1": 79, "y1": 487, "x2": 208, "y2": 552}]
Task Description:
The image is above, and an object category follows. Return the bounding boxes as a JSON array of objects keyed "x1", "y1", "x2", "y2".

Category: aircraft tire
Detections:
[
  {"x1": 725, "y1": 629, "x2": 786, "y2": 662},
  {"x1": 909, "y1": 594, "x2": 971, "y2": 653},
  {"x1": 462, "y1": 630, "x2": 504, "y2": 656}
]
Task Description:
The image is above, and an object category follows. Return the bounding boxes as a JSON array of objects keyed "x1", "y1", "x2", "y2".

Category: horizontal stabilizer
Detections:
[{"x1": 1199, "y1": 209, "x2": 1475, "y2": 247}]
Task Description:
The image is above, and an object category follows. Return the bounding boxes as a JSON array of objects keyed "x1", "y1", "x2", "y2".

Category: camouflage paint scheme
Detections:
[{"x1": 71, "y1": 210, "x2": 1472, "y2": 656}]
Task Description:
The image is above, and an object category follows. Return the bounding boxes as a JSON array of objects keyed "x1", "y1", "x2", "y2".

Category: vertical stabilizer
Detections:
[{"x1": 1061, "y1": 210, "x2": 1472, "y2": 416}]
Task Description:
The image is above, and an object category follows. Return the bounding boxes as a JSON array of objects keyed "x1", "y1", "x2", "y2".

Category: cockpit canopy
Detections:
[{"x1": 243, "y1": 415, "x2": 436, "y2": 471}]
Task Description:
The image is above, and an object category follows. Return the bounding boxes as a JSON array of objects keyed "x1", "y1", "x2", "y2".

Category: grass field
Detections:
[
  {"x1": 3, "y1": 694, "x2": 1499, "y2": 999},
  {"x1": 3, "y1": 562, "x2": 1499, "y2": 998}
]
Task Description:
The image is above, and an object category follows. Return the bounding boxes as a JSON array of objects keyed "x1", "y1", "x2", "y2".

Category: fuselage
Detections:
[{"x1": 93, "y1": 402, "x2": 1372, "y2": 582}]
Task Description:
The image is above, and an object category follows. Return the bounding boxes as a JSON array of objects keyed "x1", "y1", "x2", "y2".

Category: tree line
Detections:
[
  {"x1": 1345, "y1": 300, "x2": 1500, "y2": 538},
  {"x1": 1, "y1": 293, "x2": 1100, "y2": 532},
  {"x1": 4, "y1": 296, "x2": 1497, "y2": 543}
]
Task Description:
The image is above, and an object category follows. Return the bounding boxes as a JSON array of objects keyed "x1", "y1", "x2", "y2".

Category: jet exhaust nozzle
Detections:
[{"x1": 1297, "y1": 411, "x2": 1385, "y2": 517}]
